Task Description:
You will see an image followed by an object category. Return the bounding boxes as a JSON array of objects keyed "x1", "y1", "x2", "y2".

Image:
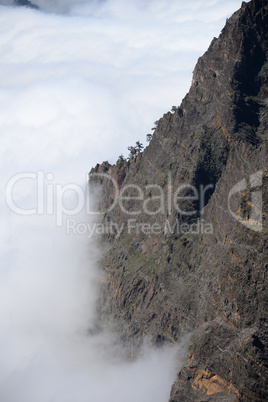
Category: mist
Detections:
[{"x1": 0, "y1": 1, "x2": 244, "y2": 401}]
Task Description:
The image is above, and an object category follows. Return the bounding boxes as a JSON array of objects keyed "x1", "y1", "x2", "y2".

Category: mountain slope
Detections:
[{"x1": 90, "y1": 1, "x2": 268, "y2": 400}]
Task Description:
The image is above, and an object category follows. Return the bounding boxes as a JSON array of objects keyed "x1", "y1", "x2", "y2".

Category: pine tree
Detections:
[
  {"x1": 127, "y1": 146, "x2": 137, "y2": 160},
  {"x1": 135, "y1": 141, "x2": 144, "y2": 153},
  {"x1": 116, "y1": 154, "x2": 126, "y2": 167}
]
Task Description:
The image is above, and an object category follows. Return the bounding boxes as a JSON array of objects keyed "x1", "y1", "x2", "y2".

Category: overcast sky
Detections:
[{"x1": 0, "y1": 1, "x2": 244, "y2": 401}]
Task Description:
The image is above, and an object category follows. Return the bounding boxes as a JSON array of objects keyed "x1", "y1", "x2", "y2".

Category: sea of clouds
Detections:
[{"x1": 0, "y1": 1, "x2": 244, "y2": 401}]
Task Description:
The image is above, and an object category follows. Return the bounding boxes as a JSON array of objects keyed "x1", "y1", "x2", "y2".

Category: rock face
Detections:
[{"x1": 90, "y1": 0, "x2": 268, "y2": 400}]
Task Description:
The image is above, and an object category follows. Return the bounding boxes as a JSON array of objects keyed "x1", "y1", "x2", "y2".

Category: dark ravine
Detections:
[{"x1": 90, "y1": 1, "x2": 268, "y2": 400}]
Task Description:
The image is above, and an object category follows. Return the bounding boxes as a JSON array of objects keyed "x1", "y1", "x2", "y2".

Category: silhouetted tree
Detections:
[
  {"x1": 135, "y1": 141, "x2": 144, "y2": 153},
  {"x1": 127, "y1": 145, "x2": 137, "y2": 160},
  {"x1": 116, "y1": 154, "x2": 126, "y2": 168}
]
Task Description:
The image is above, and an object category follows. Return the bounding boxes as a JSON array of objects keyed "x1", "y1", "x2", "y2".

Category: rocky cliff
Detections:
[{"x1": 90, "y1": 1, "x2": 268, "y2": 400}]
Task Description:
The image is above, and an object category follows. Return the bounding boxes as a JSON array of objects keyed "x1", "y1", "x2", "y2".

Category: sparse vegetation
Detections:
[
  {"x1": 116, "y1": 154, "x2": 126, "y2": 167},
  {"x1": 135, "y1": 141, "x2": 144, "y2": 153},
  {"x1": 127, "y1": 141, "x2": 144, "y2": 161},
  {"x1": 127, "y1": 145, "x2": 138, "y2": 160}
]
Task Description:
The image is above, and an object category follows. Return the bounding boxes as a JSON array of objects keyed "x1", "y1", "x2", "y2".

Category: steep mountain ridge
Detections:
[{"x1": 90, "y1": 1, "x2": 268, "y2": 400}]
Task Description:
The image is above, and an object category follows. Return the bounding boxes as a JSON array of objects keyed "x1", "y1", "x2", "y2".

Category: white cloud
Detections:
[
  {"x1": 0, "y1": 0, "x2": 244, "y2": 166},
  {"x1": 0, "y1": 1, "x2": 244, "y2": 401}
]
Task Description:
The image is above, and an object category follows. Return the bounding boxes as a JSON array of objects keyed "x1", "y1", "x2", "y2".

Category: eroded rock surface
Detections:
[{"x1": 90, "y1": 1, "x2": 268, "y2": 400}]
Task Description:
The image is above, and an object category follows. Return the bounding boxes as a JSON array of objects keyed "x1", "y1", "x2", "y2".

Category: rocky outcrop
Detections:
[{"x1": 90, "y1": 0, "x2": 268, "y2": 400}]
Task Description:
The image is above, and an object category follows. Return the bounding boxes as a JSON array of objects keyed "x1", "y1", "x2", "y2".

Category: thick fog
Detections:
[{"x1": 0, "y1": 1, "x2": 243, "y2": 401}]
